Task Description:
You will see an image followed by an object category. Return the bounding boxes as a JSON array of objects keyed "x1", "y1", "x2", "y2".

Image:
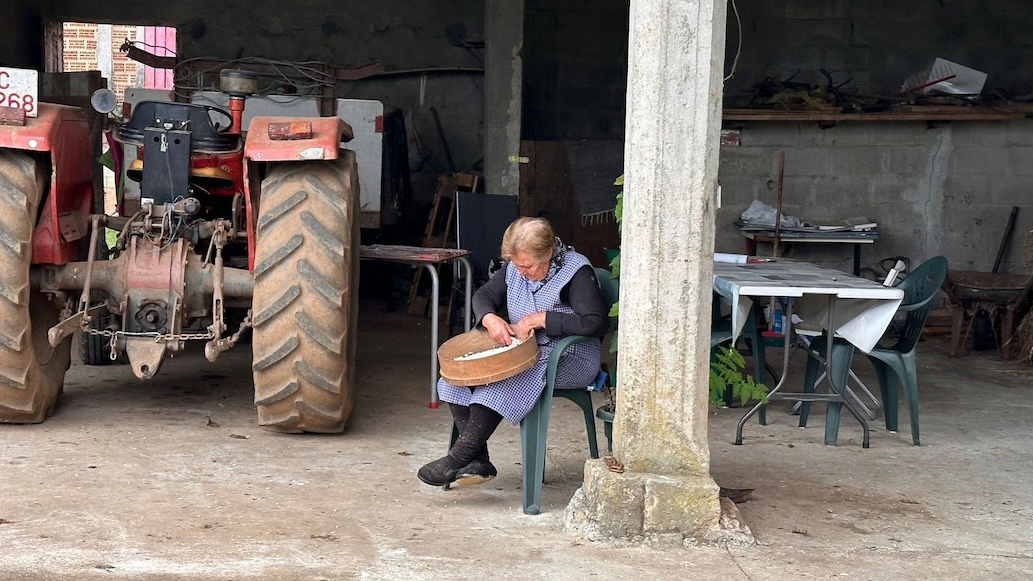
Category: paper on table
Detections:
[
  {"x1": 714, "y1": 253, "x2": 748, "y2": 263},
  {"x1": 812, "y1": 217, "x2": 878, "y2": 231}
]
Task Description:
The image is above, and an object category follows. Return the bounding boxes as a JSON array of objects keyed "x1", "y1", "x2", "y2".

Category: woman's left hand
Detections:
[{"x1": 513, "y1": 312, "x2": 546, "y2": 340}]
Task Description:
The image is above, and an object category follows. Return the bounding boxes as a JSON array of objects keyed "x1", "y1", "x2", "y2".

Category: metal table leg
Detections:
[
  {"x1": 424, "y1": 257, "x2": 473, "y2": 409},
  {"x1": 736, "y1": 298, "x2": 795, "y2": 444},
  {"x1": 736, "y1": 296, "x2": 871, "y2": 448},
  {"x1": 792, "y1": 367, "x2": 882, "y2": 421},
  {"x1": 423, "y1": 263, "x2": 440, "y2": 409}
]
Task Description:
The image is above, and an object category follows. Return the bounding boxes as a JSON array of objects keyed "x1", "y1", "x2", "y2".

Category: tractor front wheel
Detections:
[
  {"x1": 0, "y1": 150, "x2": 72, "y2": 423},
  {"x1": 251, "y1": 152, "x2": 360, "y2": 433}
]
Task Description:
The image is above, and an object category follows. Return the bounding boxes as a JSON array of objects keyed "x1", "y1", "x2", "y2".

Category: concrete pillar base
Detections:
[{"x1": 564, "y1": 459, "x2": 755, "y2": 547}]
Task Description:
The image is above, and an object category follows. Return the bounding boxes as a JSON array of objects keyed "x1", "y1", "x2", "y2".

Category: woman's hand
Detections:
[
  {"x1": 512, "y1": 312, "x2": 546, "y2": 340},
  {"x1": 481, "y1": 313, "x2": 515, "y2": 345}
]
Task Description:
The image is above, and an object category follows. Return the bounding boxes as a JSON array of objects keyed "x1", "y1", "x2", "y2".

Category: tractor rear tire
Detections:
[
  {"x1": 252, "y1": 152, "x2": 360, "y2": 433},
  {"x1": 0, "y1": 150, "x2": 73, "y2": 423}
]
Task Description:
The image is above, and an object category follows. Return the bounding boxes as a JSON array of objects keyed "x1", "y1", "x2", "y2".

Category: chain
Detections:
[
  {"x1": 81, "y1": 312, "x2": 253, "y2": 360},
  {"x1": 223, "y1": 311, "x2": 253, "y2": 347},
  {"x1": 84, "y1": 325, "x2": 216, "y2": 362},
  {"x1": 82, "y1": 323, "x2": 217, "y2": 362},
  {"x1": 82, "y1": 324, "x2": 216, "y2": 342}
]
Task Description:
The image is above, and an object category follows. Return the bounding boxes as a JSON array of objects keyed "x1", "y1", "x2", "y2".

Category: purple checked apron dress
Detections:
[{"x1": 437, "y1": 248, "x2": 601, "y2": 424}]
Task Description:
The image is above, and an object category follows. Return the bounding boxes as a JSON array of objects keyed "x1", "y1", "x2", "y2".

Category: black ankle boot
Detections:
[{"x1": 417, "y1": 456, "x2": 461, "y2": 487}]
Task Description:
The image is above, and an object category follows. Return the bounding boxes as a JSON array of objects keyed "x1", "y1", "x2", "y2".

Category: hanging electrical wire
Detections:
[
  {"x1": 171, "y1": 56, "x2": 336, "y2": 99},
  {"x1": 724, "y1": 0, "x2": 742, "y2": 82},
  {"x1": 120, "y1": 38, "x2": 177, "y2": 57}
]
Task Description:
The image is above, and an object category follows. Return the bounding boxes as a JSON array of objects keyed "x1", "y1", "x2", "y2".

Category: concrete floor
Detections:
[{"x1": 1, "y1": 309, "x2": 1032, "y2": 580}]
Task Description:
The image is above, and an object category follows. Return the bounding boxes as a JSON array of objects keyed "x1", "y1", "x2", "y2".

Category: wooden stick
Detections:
[
  {"x1": 773, "y1": 151, "x2": 785, "y2": 259},
  {"x1": 769, "y1": 151, "x2": 786, "y2": 333},
  {"x1": 993, "y1": 206, "x2": 1019, "y2": 274}
]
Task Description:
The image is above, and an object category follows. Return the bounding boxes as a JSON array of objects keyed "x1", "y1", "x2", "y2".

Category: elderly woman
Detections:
[{"x1": 418, "y1": 217, "x2": 607, "y2": 487}]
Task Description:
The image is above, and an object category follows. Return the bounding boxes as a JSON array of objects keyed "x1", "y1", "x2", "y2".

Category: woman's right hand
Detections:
[{"x1": 481, "y1": 313, "x2": 514, "y2": 345}]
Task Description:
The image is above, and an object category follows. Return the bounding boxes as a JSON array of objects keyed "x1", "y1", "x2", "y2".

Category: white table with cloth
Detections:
[{"x1": 712, "y1": 259, "x2": 904, "y2": 447}]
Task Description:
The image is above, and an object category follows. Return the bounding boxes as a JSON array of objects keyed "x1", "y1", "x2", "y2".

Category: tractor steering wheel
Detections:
[{"x1": 203, "y1": 105, "x2": 234, "y2": 133}]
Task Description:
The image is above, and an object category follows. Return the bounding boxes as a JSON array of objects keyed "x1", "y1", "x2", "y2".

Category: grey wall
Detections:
[
  {"x1": 715, "y1": 0, "x2": 1033, "y2": 276},
  {"x1": 0, "y1": 3, "x2": 42, "y2": 68},
  {"x1": 27, "y1": 0, "x2": 484, "y2": 203},
  {"x1": 5, "y1": 0, "x2": 1033, "y2": 271},
  {"x1": 723, "y1": 0, "x2": 1033, "y2": 102},
  {"x1": 43, "y1": 1, "x2": 482, "y2": 68},
  {"x1": 515, "y1": 0, "x2": 1033, "y2": 276},
  {"x1": 717, "y1": 121, "x2": 1033, "y2": 275},
  {"x1": 521, "y1": 0, "x2": 628, "y2": 140}
]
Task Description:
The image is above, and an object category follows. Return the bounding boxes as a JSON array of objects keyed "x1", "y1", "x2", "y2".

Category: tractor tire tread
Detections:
[
  {"x1": 252, "y1": 153, "x2": 359, "y2": 433},
  {"x1": 0, "y1": 150, "x2": 71, "y2": 423}
]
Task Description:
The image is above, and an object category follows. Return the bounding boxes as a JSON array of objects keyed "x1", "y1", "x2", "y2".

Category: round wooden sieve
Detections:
[{"x1": 437, "y1": 328, "x2": 540, "y2": 386}]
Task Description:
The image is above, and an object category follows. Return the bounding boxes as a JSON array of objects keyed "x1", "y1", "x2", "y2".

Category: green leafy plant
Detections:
[
  {"x1": 604, "y1": 174, "x2": 766, "y2": 408},
  {"x1": 710, "y1": 346, "x2": 768, "y2": 406}
]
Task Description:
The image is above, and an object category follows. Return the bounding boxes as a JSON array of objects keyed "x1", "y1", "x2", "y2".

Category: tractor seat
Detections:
[{"x1": 115, "y1": 101, "x2": 241, "y2": 153}]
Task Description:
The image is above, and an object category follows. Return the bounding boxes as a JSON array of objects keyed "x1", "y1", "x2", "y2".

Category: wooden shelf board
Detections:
[{"x1": 723, "y1": 105, "x2": 1033, "y2": 122}]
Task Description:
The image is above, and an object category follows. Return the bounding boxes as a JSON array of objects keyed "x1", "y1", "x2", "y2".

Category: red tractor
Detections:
[{"x1": 0, "y1": 69, "x2": 359, "y2": 433}]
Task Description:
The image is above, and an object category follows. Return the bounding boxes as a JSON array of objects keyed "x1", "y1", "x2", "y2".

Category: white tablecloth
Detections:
[{"x1": 712, "y1": 260, "x2": 904, "y2": 353}]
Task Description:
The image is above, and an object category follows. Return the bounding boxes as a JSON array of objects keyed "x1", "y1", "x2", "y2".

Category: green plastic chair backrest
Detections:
[
  {"x1": 595, "y1": 267, "x2": 619, "y2": 325},
  {"x1": 595, "y1": 267, "x2": 619, "y2": 385},
  {"x1": 887, "y1": 256, "x2": 948, "y2": 354}
]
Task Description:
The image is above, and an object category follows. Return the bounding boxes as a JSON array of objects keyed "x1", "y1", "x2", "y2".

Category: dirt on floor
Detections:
[{"x1": 0, "y1": 310, "x2": 1031, "y2": 580}]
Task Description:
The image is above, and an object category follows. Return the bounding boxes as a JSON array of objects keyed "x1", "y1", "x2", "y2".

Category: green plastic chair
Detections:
[
  {"x1": 521, "y1": 266, "x2": 618, "y2": 514},
  {"x1": 799, "y1": 256, "x2": 948, "y2": 445},
  {"x1": 449, "y1": 267, "x2": 618, "y2": 515},
  {"x1": 867, "y1": 256, "x2": 948, "y2": 445}
]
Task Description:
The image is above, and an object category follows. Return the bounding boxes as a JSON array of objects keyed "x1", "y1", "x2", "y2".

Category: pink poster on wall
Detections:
[{"x1": 143, "y1": 26, "x2": 176, "y2": 89}]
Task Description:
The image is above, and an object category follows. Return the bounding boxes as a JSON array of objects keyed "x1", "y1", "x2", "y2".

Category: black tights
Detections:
[{"x1": 448, "y1": 403, "x2": 502, "y2": 469}]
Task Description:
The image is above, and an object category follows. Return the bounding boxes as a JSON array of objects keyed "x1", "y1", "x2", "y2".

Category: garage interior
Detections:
[{"x1": 1, "y1": 0, "x2": 1033, "y2": 578}]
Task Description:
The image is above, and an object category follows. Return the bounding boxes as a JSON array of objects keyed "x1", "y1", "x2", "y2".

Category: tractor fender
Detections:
[
  {"x1": 0, "y1": 103, "x2": 94, "y2": 265},
  {"x1": 243, "y1": 116, "x2": 354, "y2": 163},
  {"x1": 0, "y1": 102, "x2": 84, "y2": 151}
]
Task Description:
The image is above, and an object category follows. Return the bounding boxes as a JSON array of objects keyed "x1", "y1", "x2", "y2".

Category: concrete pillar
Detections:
[
  {"x1": 96, "y1": 24, "x2": 113, "y2": 89},
  {"x1": 565, "y1": 0, "x2": 752, "y2": 546},
  {"x1": 483, "y1": 0, "x2": 523, "y2": 196}
]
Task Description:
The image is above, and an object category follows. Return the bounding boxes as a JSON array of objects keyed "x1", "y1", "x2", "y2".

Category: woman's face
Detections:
[{"x1": 511, "y1": 251, "x2": 550, "y2": 281}]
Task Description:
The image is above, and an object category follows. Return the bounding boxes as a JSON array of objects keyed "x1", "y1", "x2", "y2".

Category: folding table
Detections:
[
  {"x1": 360, "y1": 245, "x2": 473, "y2": 407},
  {"x1": 713, "y1": 260, "x2": 903, "y2": 447}
]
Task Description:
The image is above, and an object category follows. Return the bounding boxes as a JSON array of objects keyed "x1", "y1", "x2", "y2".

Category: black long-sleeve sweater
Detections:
[{"x1": 472, "y1": 264, "x2": 608, "y2": 337}]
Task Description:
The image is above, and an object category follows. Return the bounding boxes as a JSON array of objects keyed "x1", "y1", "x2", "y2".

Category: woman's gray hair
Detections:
[{"x1": 500, "y1": 217, "x2": 555, "y2": 263}]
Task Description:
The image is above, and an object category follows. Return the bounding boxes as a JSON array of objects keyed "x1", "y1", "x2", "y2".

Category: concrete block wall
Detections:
[{"x1": 717, "y1": 120, "x2": 1033, "y2": 276}]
